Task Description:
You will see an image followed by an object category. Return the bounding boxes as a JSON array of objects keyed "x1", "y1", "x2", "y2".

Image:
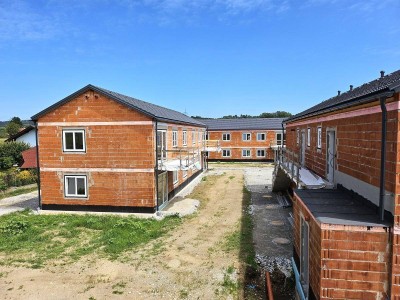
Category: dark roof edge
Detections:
[
  {"x1": 31, "y1": 84, "x2": 156, "y2": 121},
  {"x1": 206, "y1": 127, "x2": 282, "y2": 131},
  {"x1": 5, "y1": 125, "x2": 35, "y2": 142},
  {"x1": 285, "y1": 89, "x2": 395, "y2": 124},
  {"x1": 156, "y1": 117, "x2": 206, "y2": 128},
  {"x1": 31, "y1": 85, "x2": 204, "y2": 127}
]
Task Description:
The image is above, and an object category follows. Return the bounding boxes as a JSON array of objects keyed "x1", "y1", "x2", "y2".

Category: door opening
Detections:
[{"x1": 326, "y1": 130, "x2": 336, "y2": 183}]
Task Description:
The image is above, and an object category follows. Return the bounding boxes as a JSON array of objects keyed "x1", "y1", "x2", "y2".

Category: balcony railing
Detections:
[
  {"x1": 275, "y1": 147, "x2": 327, "y2": 189},
  {"x1": 157, "y1": 147, "x2": 202, "y2": 171}
]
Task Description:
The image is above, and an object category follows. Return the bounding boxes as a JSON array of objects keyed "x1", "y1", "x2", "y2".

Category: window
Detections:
[
  {"x1": 242, "y1": 133, "x2": 251, "y2": 141},
  {"x1": 182, "y1": 131, "x2": 187, "y2": 146},
  {"x1": 205, "y1": 133, "x2": 209, "y2": 140},
  {"x1": 222, "y1": 149, "x2": 231, "y2": 157},
  {"x1": 257, "y1": 133, "x2": 266, "y2": 141},
  {"x1": 63, "y1": 129, "x2": 85, "y2": 152},
  {"x1": 173, "y1": 171, "x2": 178, "y2": 184},
  {"x1": 222, "y1": 133, "x2": 231, "y2": 141},
  {"x1": 296, "y1": 129, "x2": 300, "y2": 145},
  {"x1": 172, "y1": 131, "x2": 178, "y2": 147},
  {"x1": 198, "y1": 130, "x2": 202, "y2": 143},
  {"x1": 307, "y1": 128, "x2": 311, "y2": 147},
  {"x1": 276, "y1": 133, "x2": 282, "y2": 146},
  {"x1": 64, "y1": 175, "x2": 87, "y2": 198},
  {"x1": 242, "y1": 149, "x2": 251, "y2": 157},
  {"x1": 256, "y1": 149, "x2": 265, "y2": 157},
  {"x1": 192, "y1": 130, "x2": 196, "y2": 144},
  {"x1": 300, "y1": 216, "x2": 310, "y2": 297},
  {"x1": 317, "y1": 127, "x2": 322, "y2": 149}
]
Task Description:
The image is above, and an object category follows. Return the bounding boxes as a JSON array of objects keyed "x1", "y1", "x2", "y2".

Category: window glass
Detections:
[
  {"x1": 75, "y1": 132, "x2": 84, "y2": 150},
  {"x1": 67, "y1": 177, "x2": 75, "y2": 195},
  {"x1": 65, "y1": 132, "x2": 74, "y2": 150},
  {"x1": 77, "y1": 178, "x2": 86, "y2": 195}
]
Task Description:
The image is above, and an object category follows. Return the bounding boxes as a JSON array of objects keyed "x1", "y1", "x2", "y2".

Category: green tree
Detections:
[
  {"x1": 10, "y1": 117, "x2": 23, "y2": 127},
  {"x1": 0, "y1": 141, "x2": 30, "y2": 169},
  {"x1": 6, "y1": 122, "x2": 21, "y2": 137}
]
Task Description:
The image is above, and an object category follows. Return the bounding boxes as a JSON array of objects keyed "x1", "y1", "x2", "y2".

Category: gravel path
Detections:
[{"x1": 0, "y1": 191, "x2": 39, "y2": 216}]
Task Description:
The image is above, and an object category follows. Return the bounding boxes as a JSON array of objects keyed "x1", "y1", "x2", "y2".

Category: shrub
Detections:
[
  {"x1": 0, "y1": 177, "x2": 7, "y2": 191},
  {"x1": 0, "y1": 219, "x2": 30, "y2": 235},
  {"x1": 16, "y1": 170, "x2": 36, "y2": 186},
  {"x1": 0, "y1": 141, "x2": 30, "y2": 169},
  {"x1": 0, "y1": 156, "x2": 13, "y2": 169}
]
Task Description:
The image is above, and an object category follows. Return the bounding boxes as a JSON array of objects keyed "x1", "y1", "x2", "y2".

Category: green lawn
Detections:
[{"x1": 0, "y1": 211, "x2": 181, "y2": 268}]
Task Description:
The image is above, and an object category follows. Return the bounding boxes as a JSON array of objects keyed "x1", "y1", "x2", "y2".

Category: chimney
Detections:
[
  {"x1": 338, "y1": 90, "x2": 341, "y2": 96},
  {"x1": 350, "y1": 85, "x2": 353, "y2": 91},
  {"x1": 380, "y1": 70, "x2": 385, "y2": 78}
]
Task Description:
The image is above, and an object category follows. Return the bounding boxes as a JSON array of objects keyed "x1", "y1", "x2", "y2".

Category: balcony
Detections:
[
  {"x1": 157, "y1": 147, "x2": 202, "y2": 171},
  {"x1": 273, "y1": 147, "x2": 329, "y2": 190},
  {"x1": 204, "y1": 140, "x2": 221, "y2": 152}
]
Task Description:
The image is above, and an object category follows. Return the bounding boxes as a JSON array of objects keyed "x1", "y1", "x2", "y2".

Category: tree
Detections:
[
  {"x1": 10, "y1": 117, "x2": 23, "y2": 127},
  {"x1": 0, "y1": 141, "x2": 30, "y2": 169},
  {"x1": 6, "y1": 122, "x2": 21, "y2": 137},
  {"x1": 259, "y1": 111, "x2": 292, "y2": 118}
]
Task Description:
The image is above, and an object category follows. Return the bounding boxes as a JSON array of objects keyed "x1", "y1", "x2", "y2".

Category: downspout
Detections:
[
  {"x1": 34, "y1": 121, "x2": 41, "y2": 210},
  {"x1": 155, "y1": 120, "x2": 159, "y2": 213},
  {"x1": 379, "y1": 96, "x2": 387, "y2": 221}
]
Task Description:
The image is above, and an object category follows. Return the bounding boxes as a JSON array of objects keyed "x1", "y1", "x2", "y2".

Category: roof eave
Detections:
[{"x1": 284, "y1": 89, "x2": 395, "y2": 124}]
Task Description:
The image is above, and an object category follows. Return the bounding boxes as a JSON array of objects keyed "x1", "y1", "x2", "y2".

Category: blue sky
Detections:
[{"x1": 0, "y1": 0, "x2": 399, "y2": 120}]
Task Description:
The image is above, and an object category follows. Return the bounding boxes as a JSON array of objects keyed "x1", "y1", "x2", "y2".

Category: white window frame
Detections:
[
  {"x1": 242, "y1": 149, "x2": 251, "y2": 157},
  {"x1": 317, "y1": 127, "x2": 322, "y2": 149},
  {"x1": 296, "y1": 129, "x2": 300, "y2": 145},
  {"x1": 276, "y1": 132, "x2": 283, "y2": 146},
  {"x1": 62, "y1": 129, "x2": 86, "y2": 152},
  {"x1": 222, "y1": 133, "x2": 231, "y2": 141},
  {"x1": 242, "y1": 133, "x2": 251, "y2": 141},
  {"x1": 257, "y1": 133, "x2": 266, "y2": 141},
  {"x1": 222, "y1": 149, "x2": 231, "y2": 157},
  {"x1": 173, "y1": 171, "x2": 178, "y2": 184},
  {"x1": 172, "y1": 131, "x2": 178, "y2": 147},
  {"x1": 192, "y1": 130, "x2": 196, "y2": 144},
  {"x1": 307, "y1": 128, "x2": 311, "y2": 147},
  {"x1": 182, "y1": 130, "x2": 187, "y2": 146},
  {"x1": 256, "y1": 149, "x2": 266, "y2": 157},
  {"x1": 64, "y1": 175, "x2": 87, "y2": 198},
  {"x1": 198, "y1": 130, "x2": 202, "y2": 143}
]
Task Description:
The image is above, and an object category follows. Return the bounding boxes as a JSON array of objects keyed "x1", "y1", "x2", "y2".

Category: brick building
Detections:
[
  {"x1": 32, "y1": 85, "x2": 208, "y2": 213},
  {"x1": 201, "y1": 118, "x2": 285, "y2": 162},
  {"x1": 274, "y1": 70, "x2": 400, "y2": 299}
]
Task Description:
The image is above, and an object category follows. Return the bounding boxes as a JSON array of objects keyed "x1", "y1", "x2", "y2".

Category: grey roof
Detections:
[
  {"x1": 5, "y1": 125, "x2": 35, "y2": 142},
  {"x1": 32, "y1": 84, "x2": 206, "y2": 127},
  {"x1": 295, "y1": 188, "x2": 391, "y2": 227},
  {"x1": 201, "y1": 118, "x2": 285, "y2": 131},
  {"x1": 286, "y1": 69, "x2": 400, "y2": 123}
]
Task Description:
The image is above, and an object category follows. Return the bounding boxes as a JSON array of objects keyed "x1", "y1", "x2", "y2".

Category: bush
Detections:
[
  {"x1": 0, "y1": 156, "x2": 13, "y2": 169},
  {"x1": 16, "y1": 170, "x2": 36, "y2": 186},
  {"x1": 0, "y1": 141, "x2": 30, "y2": 170},
  {"x1": 0, "y1": 177, "x2": 7, "y2": 191},
  {"x1": 0, "y1": 218, "x2": 30, "y2": 235}
]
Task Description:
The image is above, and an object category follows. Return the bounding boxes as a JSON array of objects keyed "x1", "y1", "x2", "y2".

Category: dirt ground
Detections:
[{"x1": 0, "y1": 170, "x2": 248, "y2": 300}]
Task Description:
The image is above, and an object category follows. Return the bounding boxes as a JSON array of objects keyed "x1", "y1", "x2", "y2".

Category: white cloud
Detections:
[{"x1": 0, "y1": 0, "x2": 59, "y2": 41}]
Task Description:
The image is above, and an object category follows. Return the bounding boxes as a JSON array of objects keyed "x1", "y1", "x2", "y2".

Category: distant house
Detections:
[
  {"x1": 5, "y1": 125, "x2": 36, "y2": 146},
  {"x1": 274, "y1": 70, "x2": 400, "y2": 299},
  {"x1": 20, "y1": 146, "x2": 37, "y2": 169},
  {"x1": 201, "y1": 118, "x2": 285, "y2": 162},
  {"x1": 31, "y1": 85, "x2": 215, "y2": 213}
]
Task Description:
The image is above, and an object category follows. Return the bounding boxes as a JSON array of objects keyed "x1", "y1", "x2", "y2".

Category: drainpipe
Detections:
[
  {"x1": 155, "y1": 120, "x2": 159, "y2": 213},
  {"x1": 379, "y1": 96, "x2": 387, "y2": 222},
  {"x1": 34, "y1": 121, "x2": 41, "y2": 209}
]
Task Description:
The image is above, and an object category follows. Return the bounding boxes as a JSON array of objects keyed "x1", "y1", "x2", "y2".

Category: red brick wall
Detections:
[
  {"x1": 37, "y1": 89, "x2": 204, "y2": 209},
  {"x1": 293, "y1": 193, "x2": 391, "y2": 299},
  {"x1": 286, "y1": 98, "x2": 398, "y2": 193},
  {"x1": 207, "y1": 130, "x2": 277, "y2": 160},
  {"x1": 41, "y1": 171, "x2": 155, "y2": 207}
]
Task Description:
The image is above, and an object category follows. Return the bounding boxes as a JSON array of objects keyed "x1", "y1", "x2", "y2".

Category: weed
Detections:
[
  {"x1": 0, "y1": 186, "x2": 37, "y2": 200},
  {"x1": 179, "y1": 289, "x2": 189, "y2": 299},
  {"x1": 229, "y1": 175, "x2": 235, "y2": 180},
  {"x1": 0, "y1": 211, "x2": 182, "y2": 267},
  {"x1": 112, "y1": 281, "x2": 126, "y2": 295}
]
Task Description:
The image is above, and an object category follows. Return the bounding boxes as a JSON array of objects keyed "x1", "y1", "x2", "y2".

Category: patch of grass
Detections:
[
  {"x1": 229, "y1": 176, "x2": 235, "y2": 180},
  {"x1": 112, "y1": 281, "x2": 126, "y2": 294},
  {"x1": 0, "y1": 186, "x2": 37, "y2": 200},
  {"x1": 179, "y1": 289, "x2": 189, "y2": 299},
  {"x1": 0, "y1": 211, "x2": 182, "y2": 267},
  {"x1": 241, "y1": 186, "x2": 257, "y2": 267}
]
